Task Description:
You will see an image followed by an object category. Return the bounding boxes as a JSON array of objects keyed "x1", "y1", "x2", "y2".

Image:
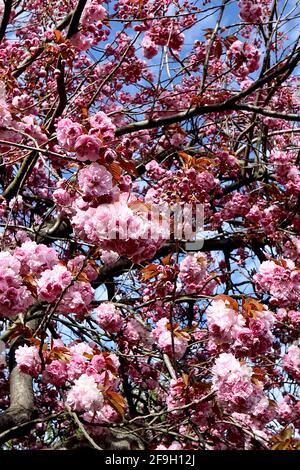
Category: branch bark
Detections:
[
  {"x1": 0, "y1": 304, "x2": 44, "y2": 444},
  {"x1": 0, "y1": 0, "x2": 12, "y2": 42}
]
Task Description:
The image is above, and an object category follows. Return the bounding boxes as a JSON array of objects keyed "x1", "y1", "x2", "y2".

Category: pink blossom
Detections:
[
  {"x1": 72, "y1": 196, "x2": 164, "y2": 263},
  {"x1": 81, "y1": 0, "x2": 107, "y2": 26},
  {"x1": 0, "y1": 251, "x2": 33, "y2": 317},
  {"x1": 206, "y1": 299, "x2": 245, "y2": 344},
  {"x1": 227, "y1": 40, "x2": 260, "y2": 79},
  {"x1": 283, "y1": 345, "x2": 300, "y2": 381},
  {"x1": 141, "y1": 33, "x2": 159, "y2": 59},
  {"x1": 288, "y1": 310, "x2": 300, "y2": 326},
  {"x1": 123, "y1": 318, "x2": 149, "y2": 345},
  {"x1": 56, "y1": 118, "x2": 84, "y2": 151},
  {"x1": 59, "y1": 281, "x2": 94, "y2": 315},
  {"x1": 74, "y1": 134, "x2": 101, "y2": 162},
  {"x1": 37, "y1": 264, "x2": 72, "y2": 302},
  {"x1": 156, "y1": 441, "x2": 183, "y2": 450},
  {"x1": 42, "y1": 360, "x2": 68, "y2": 387},
  {"x1": 66, "y1": 374, "x2": 103, "y2": 413},
  {"x1": 0, "y1": 95, "x2": 12, "y2": 127},
  {"x1": 98, "y1": 403, "x2": 120, "y2": 422},
  {"x1": 95, "y1": 303, "x2": 124, "y2": 333},
  {"x1": 0, "y1": 1, "x2": 4, "y2": 18},
  {"x1": 15, "y1": 345, "x2": 42, "y2": 377},
  {"x1": 254, "y1": 259, "x2": 300, "y2": 306},
  {"x1": 67, "y1": 343, "x2": 95, "y2": 379},
  {"x1": 212, "y1": 353, "x2": 263, "y2": 411},
  {"x1": 78, "y1": 163, "x2": 113, "y2": 197},
  {"x1": 89, "y1": 111, "x2": 116, "y2": 143},
  {"x1": 238, "y1": 0, "x2": 264, "y2": 22},
  {"x1": 152, "y1": 318, "x2": 189, "y2": 359},
  {"x1": 67, "y1": 255, "x2": 98, "y2": 281},
  {"x1": 14, "y1": 241, "x2": 58, "y2": 276},
  {"x1": 179, "y1": 252, "x2": 215, "y2": 294},
  {"x1": 100, "y1": 250, "x2": 119, "y2": 265}
]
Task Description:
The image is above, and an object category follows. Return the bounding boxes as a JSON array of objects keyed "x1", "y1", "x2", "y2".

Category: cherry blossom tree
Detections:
[{"x1": 0, "y1": 0, "x2": 300, "y2": 450}]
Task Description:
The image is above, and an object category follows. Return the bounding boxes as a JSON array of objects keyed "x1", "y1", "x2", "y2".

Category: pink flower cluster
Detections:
[
  {"x1": 283, "y1": 345, "x2": 300, "y2": 381},
  {"x1": 14, "y1": 241, "x2": 58, "y2": 276},
  {"x1": 67, "y1": 255, "x2": 98, "y2": 282},
  {"x1": 128, "y1": 358, "x2": 159, "y2": 390},
  {"x1": 227, "y1": 40, "x2": 260, "y2": 79},
  {"x1": 123, "y1": 318, "x2": 150, "y2": 346},
  {"x1": 66, "y1": 374, "x2": 103, "y2": 413},
  {"x1": 56, "y1": 112, "x2": 115, "y2": 162},
  {"x1": 277, "y1": 395, "x2": 300, "y2": 429},
  {"x1": 16, "y1": 339, "x2": 122, "y2": 419},
  {"x1": 207, "y1": 298, "x2": 275, "y2": 356},
  {"x1": 77, "y1": 162, "x2": 113, "y2": 198},
  {"x1": 140, "y1": 19, "x2": 185, "y2": 60},
  {"x1": 166, "y1": 377, "x2": 187, "y2": 413},
  {"x1": 56, "y1": 118, "x2": 83, "y2": 151},
  {"x1": 72, "y1": 195, "x2": 164, "y2": 263},
  {"x1": 145, "y1": 164, "x2": 219, "y2": 206},
  {"x1": 207, "y1": 299, "x2": 246, "y2": 345},
  {"x1": 179, "y1": 252, "x2": 215, "y2": 294},
  {"x1": 15, "y1": 344, "x2": 42, "y2": 377},
  {"x1": 254, "y1": 259, "x2": 300, "y2": 306},
  {"x1": 238, "y1": 0, "x2": 266, "y2": 22},
  {"x1": 0, "y1": 251, "x2": 33, "y2": 318},
  {"x1": 74, "y1": 135, "x2": 102, "y2": 162},
  {"x1": 270, "y1": 150, "x2": 300, "y2": 194},
  {"x1": 89, "y1": 111, "x2": 116, "y2": 145},
  {"x1": 95, "y1": 302, "x2": 124, "y2": 333},
  {"x1": 53, "y1": 179, "x2": 78, "y2": 217},
  {"x1": 156, "y1": 442, "x2": 183, "y2": 450},
  {"x1": 59, "y1": 281, "x2": 94, "y2": 316},
  {"x1": 42, "y1": 359, "x2": 68, "y2": 387},
  {"x1": 36, "y1": 264, "x2": 72, "y2": 302},
  {"x1": 81, "y1": 0, "x2": 107, "y2": 27},
  {"x1": 152, "y1": 318, "x2": 189, "y2": 359},
  {"x1": 234, "y1": 308, "x2": 275, "y2": 356},
  {"x1": 212, "y1": 353, "x2": 263, "y2": 411},
  {"x1": 141, "y1": 33, "x2": 159, "y2": 59}
]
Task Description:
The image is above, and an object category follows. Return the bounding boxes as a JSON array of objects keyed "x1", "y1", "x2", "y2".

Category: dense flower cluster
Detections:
[
  {"x1": 81, "y1": 0, "x2": 107, "y2": 27},
  {"x1": 15, "y1": 345, "x2": 42, "y2": 378},
  {"x1": 141, "y1": 19, "x2": 185, "y2": 59},
  {"x1": 56, "y1": 118, "x2": 84, "y2": 151},
  {"x1": 283, "y1": 345, "x2": 300, "y2": 381},
  {"x1": 14, "y1": 241, "x2": 58, "y2": 276},
  {"x1": 36, "y1": 264, "x2": 72, "y2": 302},
  {"x1": 207, "y1": 299, "x2": 245, "y2": 345},
  {"x1": 66, "y1": 374, "x2": 103, "y2": 413},
  {"x1": 152, "y1": 318, "x2": 189, "y2": 359},
  {"x1": 254, "y1": 259, "x2": 300, "y2": 306},
  {"x1": 212, "y1": 353, "x2": 263, "y2": 411},
  {"x1": 77, "y1": 163, "x2": 113, "y2": 198},
  {"x1": 95, "y1": 303, "x2": 124, "y2": 333},
  {"x1": 238, "y1": 0, "x2": 271, "y2": 22},
  {"x1": 227, "y1": 40, "x2": 260, "y2": 79},
  {"x1": 16, "y1": 340, "x2": 122, "y2": 420},
  {"x1": 72, "y1": 195, "x2": 165, "y2": 262},
  {"x1": 179, "y1": 252, "x2": 216, "y2": 294},
  {"x1": 56, "y1": 111, "x2": 115, "y2": 162},
  {"x1": 145, "y1": 161, "x2": 219, "y2": 212},
  {"x1": 206, "y1": 298, "x2": 275, "y2": 356},
  {"x1": 0, "y1": 252, "x2": 33, "y2": 317}
]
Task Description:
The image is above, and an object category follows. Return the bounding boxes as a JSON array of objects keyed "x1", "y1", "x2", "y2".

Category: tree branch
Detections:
[
  {"x1": 0, "y1": 304, "x2": 44, "y2": 444},
  {"x1": 115, "y1": 48, "x2": 300, "y2": 137},
  {"x1": 0, "y1": 0, "x2": 12, "y2": 42}
]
